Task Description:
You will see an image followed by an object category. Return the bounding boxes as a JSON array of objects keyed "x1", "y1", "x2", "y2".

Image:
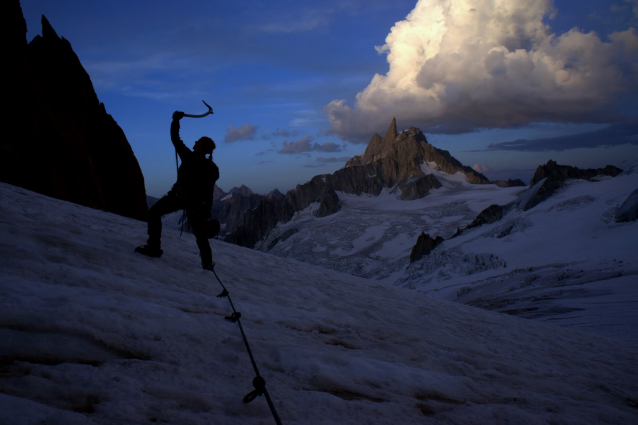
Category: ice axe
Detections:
[
  {"x1": 183, "y1": 100, "x2": 214, "y2": 118},
  {"x1": 173, "y1": 99, "x2": 215, "y2": 177}
]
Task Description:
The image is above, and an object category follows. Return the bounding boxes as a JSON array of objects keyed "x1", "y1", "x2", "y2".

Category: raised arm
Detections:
[{"x1": 170, "y1": 111, "x2": 191, "y2": 160}]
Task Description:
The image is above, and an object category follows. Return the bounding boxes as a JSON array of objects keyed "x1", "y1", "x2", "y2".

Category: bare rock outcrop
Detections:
[
  {"x1": 492, "y1": 179, "x2": 526, "y2": 188},
  {"x1": 398, "y1": 174, "x2": 442, "y2": 200},
  {"x1": 316, "y1": 187, "x2": 341, "y2": 218},
  {"x1": 615, "y1": 189, "x2": 638, "y2": 223},
  {"x1": 519, "y1": 177, "x2": 566, "y2": 211},
  {"x1": 530, "y1": 160, "x2": 622, "y2": 186},
  {"x1": 409, "y1": 232, "x2": 444, "y2": 263},
  {"x1": 466, "y1": 204, "x2": 507, "y2": 229}
]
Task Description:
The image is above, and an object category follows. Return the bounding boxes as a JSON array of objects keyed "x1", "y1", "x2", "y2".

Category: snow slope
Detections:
[{"x1": 1, "y1": 182, "x2": 637, "y2": 424}]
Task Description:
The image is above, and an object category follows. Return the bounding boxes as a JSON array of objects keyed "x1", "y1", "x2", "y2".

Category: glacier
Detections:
[{"x1": 1, "y1": 181, "x2": 637, "y2": 424}]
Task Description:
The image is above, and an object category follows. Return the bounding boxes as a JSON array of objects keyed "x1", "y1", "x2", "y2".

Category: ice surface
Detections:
[
  {"x1": 398, "y1": 172, "x2": 638, "y2": 343},
  {"x1": 1, "y1": 182, "x2": 637, "y2": 424},
  {"x1": 257, "y1": 163, "x2": 638, "y2": 344},
  {"x1": 262, "y1": 184, "x2": 524, "y2": 282}
]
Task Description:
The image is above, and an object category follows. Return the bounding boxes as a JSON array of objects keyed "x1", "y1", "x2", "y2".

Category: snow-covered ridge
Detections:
[{"x1": 1, "y1": 182, "x2": 637, "y2": 424}]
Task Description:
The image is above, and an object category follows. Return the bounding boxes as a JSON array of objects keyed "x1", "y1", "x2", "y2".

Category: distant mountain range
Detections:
[{"x1": 219, "y1": 118, "x2": 525, "y2": 248}]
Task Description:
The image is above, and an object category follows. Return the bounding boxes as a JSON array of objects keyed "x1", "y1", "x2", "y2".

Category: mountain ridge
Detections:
[{"x1": 224, "y1": 118, "x2": 505, "y2": 248}]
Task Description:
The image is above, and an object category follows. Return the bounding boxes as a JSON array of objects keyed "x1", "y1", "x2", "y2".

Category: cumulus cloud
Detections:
[
  {"x1": 278, "y1": 136, "x2": 343, "y2": 154},
  {"x1": 473, "y1": 163, "x2": 490, "y2": 172},
  {"x1": 224, "y1": 123, "x2": 259, "y2": 143},
  {"x1": 325, "y1": 0, "x2": 638, "y2": 142},
  {"x1": 278, "y1": 136, "x2": 315, "y2": 154}
]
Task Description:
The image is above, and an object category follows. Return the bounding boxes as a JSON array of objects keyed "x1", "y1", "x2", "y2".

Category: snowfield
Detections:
[
  {"x1": 261, "y1": 170, "x2": 525, "y2": 282},
  {"x1": 398, "y1": 167, "x2": 638, "y2": 343},
  {"x1": 258, "y1": 165, "x2": 638, "y2": 344},
  {"x1": 1, "y1": 182, "x2": 637, "y2": 424}
]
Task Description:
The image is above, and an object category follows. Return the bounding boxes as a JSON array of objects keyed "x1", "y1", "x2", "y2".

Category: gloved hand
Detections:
[{"x1": 173, "y1": 111, "x2": 185, "y2": 121}]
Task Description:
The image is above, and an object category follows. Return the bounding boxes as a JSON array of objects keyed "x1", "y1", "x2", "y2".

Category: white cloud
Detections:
[
  {"x1": 278, "y1": 136, "x2": 343, "y2": 154},
  {"x1": 325, "y1": 0, "x2": 638, "y2": 141},
  {"x1": 224, "y1": 123, "x2": 259, "y2": 143},
  {"x1": 473, "y1": 163, "x2": 490, "y2": 172}
]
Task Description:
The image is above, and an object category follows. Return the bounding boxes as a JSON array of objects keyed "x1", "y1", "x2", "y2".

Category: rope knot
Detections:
[
  {"x1": 225, "y1": 312, "x2": 241, "y2": 322},
  {"x1": 243, "y1": 376, "x2": 266, "y2": 404}
]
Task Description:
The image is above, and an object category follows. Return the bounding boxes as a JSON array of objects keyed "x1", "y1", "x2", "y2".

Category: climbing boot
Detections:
[{"x1": 135, "y1": 244, "x2": 163, "y2": 258}]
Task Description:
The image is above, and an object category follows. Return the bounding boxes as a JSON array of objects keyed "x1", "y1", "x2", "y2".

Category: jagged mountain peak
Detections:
[
  {"x1": 266, "y1": 188, "x2": 284, "y2": 200},
  {"x1": 385, "y1": 117, "x2": 398, "y2": 142},
  {"x1": 344, "y1": 118, "x2": 488, "y2": 186},
  {"x1": 41, "y1": 15, "x2": 59, "y2": 40},
  {"x1": 213, "y1": 184, "x2": 227, "y2": 201},
  {"x1": 229, "y1": 185, "x2": 254, "y2": 197}
]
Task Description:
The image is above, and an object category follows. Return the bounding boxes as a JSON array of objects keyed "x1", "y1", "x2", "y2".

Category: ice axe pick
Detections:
[{"x1": 183, "y1": 100, "x2": 213, "y2": 118}]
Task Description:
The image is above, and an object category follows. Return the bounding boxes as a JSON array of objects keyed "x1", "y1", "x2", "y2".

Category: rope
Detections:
[{"x1": 210, "y1": 263, "x2": 283, "y2": 425}]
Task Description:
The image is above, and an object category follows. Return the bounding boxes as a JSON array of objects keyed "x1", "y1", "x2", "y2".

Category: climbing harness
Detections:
[{"x1": 210, "y1": 263, "x2": 283, "y2": 425}]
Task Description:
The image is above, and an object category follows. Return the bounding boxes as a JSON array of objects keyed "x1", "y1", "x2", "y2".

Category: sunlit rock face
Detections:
[
  {"x1": 343, "y1": 118, "x2": 490, "y2": 190},
  {"x1": 0, "y1": 1, "x2": 147, "y2": 221}
]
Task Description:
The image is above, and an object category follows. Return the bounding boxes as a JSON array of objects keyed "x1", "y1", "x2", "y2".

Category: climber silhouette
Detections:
[{"x1": 136, "y1": 111, "x2": 219, "y2": 270}]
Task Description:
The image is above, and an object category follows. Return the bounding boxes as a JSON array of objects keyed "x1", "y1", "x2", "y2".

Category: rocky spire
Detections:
[
  {"x1": 41, "y1": 15, "x2": 59, "y2": 40},
  {"x1": 358, "y1": 117, "x2": 400, "y2": 165},
  {"x1": 384, "y1": 117, "x2": 398, "y2": 143}
]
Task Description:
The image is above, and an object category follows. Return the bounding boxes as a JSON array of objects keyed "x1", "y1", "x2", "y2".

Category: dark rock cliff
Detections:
[
  {"x1": 0, "y1": 2, "x2": 147, "y2": 220},
  {"x1": 530, "y1": 160, "x2": 623, "y2": 186},
  {"x1": 212, "y1": 192, "x2": 264, "y2": 235},
  {"x1": 492, "y1": 179, "x2": 526, "y2": 188},
  {"x1": 409, "y1": 233, "x2": 444, "y2": 263},
  {"x1": 615, "y1": 188, "x2": 638, "y2": 223}
]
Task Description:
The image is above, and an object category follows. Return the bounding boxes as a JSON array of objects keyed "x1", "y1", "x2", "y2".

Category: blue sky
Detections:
[{"x1": 21, "y1": 0, "x2": 638, "y2": 197}]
